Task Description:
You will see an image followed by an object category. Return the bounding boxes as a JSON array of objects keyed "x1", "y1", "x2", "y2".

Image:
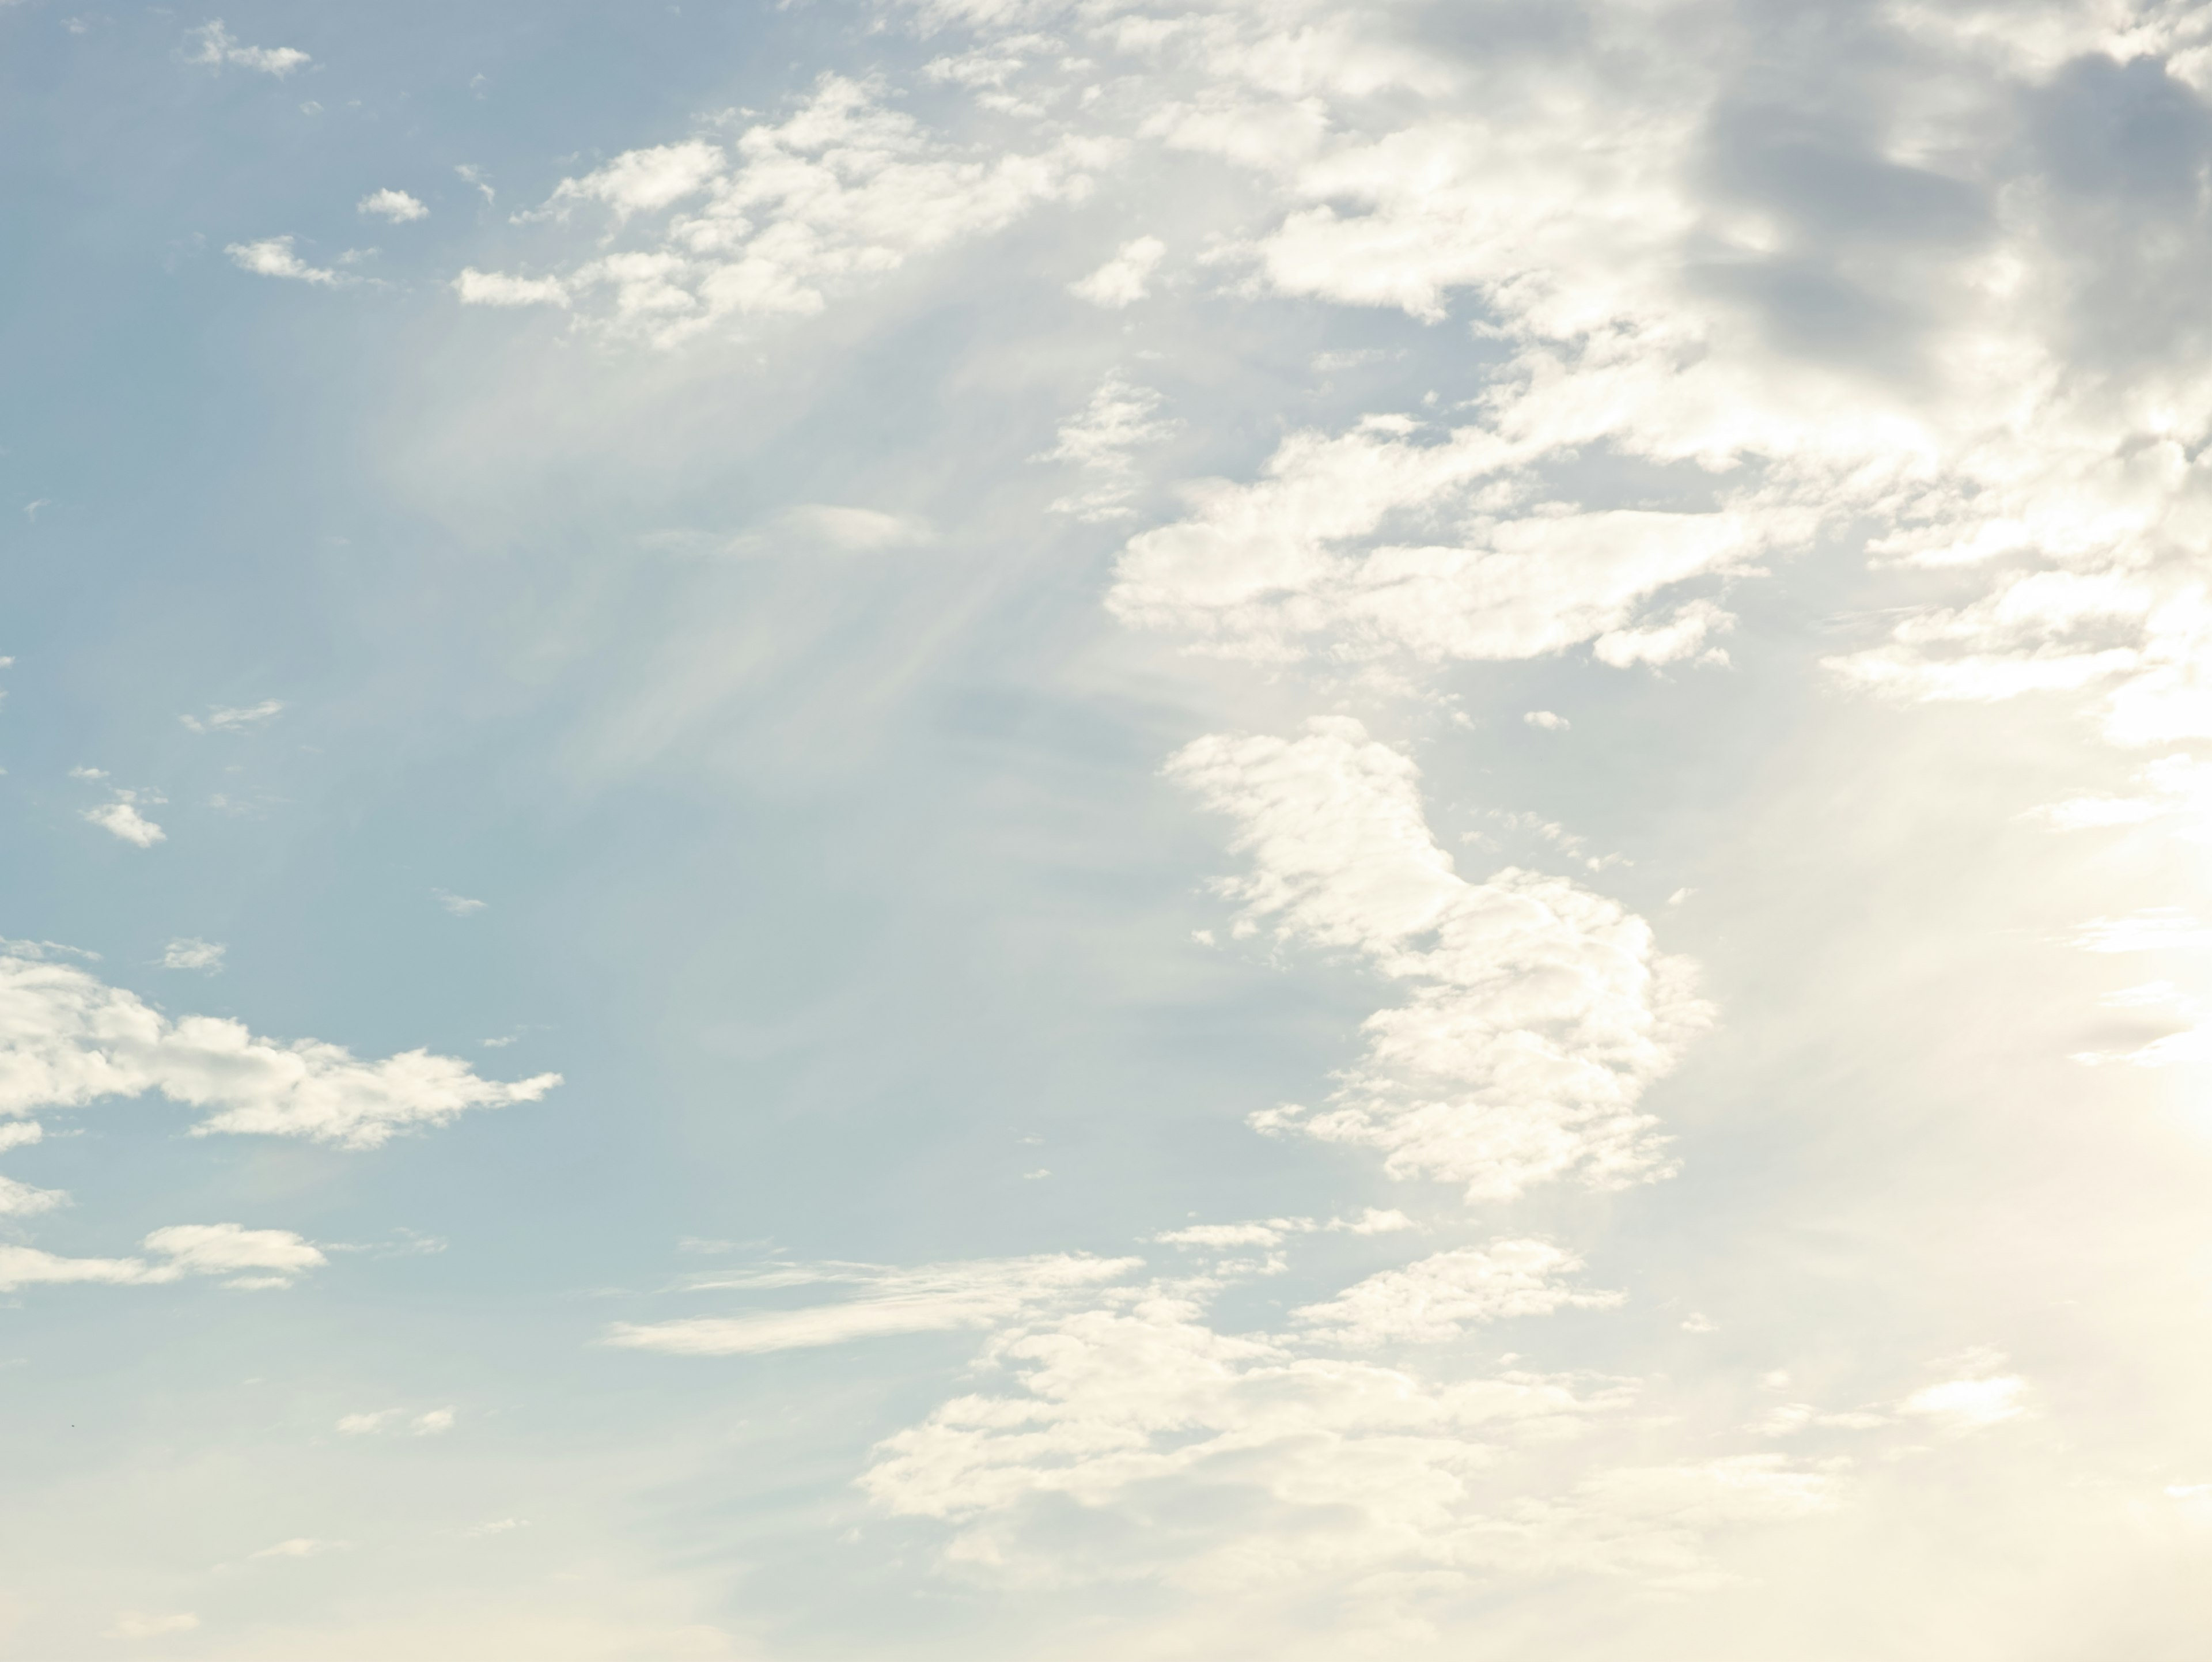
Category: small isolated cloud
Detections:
[
  {"x1": 162, "y1": 938, "x2": 225, "y2": 973},
  {"x1": 180, "y1": 699, "x2": 283, "y2": 733},
  {"x1": 452, "y1": 268, "x2": 569, "y2": 308},
  {"x1": 465, "y1": 1517, "x2": 527, "y2": 1537},
  {"x1": 227, "y1": 236, "x2": 343, "y2": 286},
  {"x1": 338, "y1": 1406, "x2": 454, "y2": 1436},
  {"x1": 357, "y1": 188, "x2": 426, "y2": 223},
  {"x1": 455, "y1": 164, "x2": 495, "y2": 205},
  {"x1": 434, "y1": 889, "x2": 487, "y2": 917},
  {"x1": 1681, "y1": 1312, "x2": 1718, "y2": 1333},
  {"x1": 184, "y1": 20, "x2": 308, "y2": 76},
  {"x1": 84, "y1": 791, "x2": 165, "y2": 848},
  {"x1": 1070, "y1": 235, "x2": 1165, "y2": 308},
  {"x1": 1898, "y1": 1365, "x2": 2028, "y2": 1431},
  {"x1": 106, "y1": 1612, "x2": 198, "y2": 1641},
  {"x1": 251, "y1": 1536, "x2": 347, "y2": 1561},
  {"x1": 1525, "y1": 710, "x2": 1570, "y2": 730},
  {"x1": 22, "y1": 499, "x2": 50, "y2": 521}
]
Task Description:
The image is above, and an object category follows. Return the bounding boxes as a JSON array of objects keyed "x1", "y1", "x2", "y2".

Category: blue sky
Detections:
[{"x1": 7, "y1": 1, "x2": 2212, "y2": 1655}]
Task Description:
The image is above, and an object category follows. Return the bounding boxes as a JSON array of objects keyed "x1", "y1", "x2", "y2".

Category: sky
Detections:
[{"x1": 5, "y1": 0, "x2": 2212, "y2": 1655}]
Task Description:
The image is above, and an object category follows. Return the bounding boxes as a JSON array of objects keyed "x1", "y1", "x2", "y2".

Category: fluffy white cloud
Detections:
[
  {"x1": 184, "y1": 21, "x2": 308, "y2": 76},
  {"x1": 1070, "y1": 234, "x2": 1164, "y2": 307},
  {"x1": 0, "y1": 1222, "x2": 324, "y2": 1293},
  {"x1": 1293, "y1": 1241, "x2": 1623, "y2": 1346},
  {"x1": 161, "y1": 938, "x2": 224, "y2": 972},
  {"x1": 82, "y1": 790, "x2": 164, "y2": 847},
  {"x1": 358, "y1": 189, "x2": 427, "y2": 223},
  {"x1": 226, "y1": 237, "x2": 343, "y2": 286},
  {"x1": 604, "y1": 1254, "x2": 1141, "y2": 1356},
  {"x1": 0, "y1": 949, "x2": 558, "y2": 1147},
  {"x1": 1171, "y1": 718, "x2": 1707, "y2": 1197},
  {"x1": 860, "y1": 1275, "x2": 1830, "y2": 1595},
  {"x1": 461, "y1": 75, "x2": 1109, "y2": 346},
  {"x1": 1109, "y1": 418, "x2": 1758, "y2": 667}
]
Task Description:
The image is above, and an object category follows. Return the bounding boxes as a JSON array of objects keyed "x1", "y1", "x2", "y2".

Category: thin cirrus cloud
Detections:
[{"x1": 180, "y1": 699, "x2": 283, "y2": 733}]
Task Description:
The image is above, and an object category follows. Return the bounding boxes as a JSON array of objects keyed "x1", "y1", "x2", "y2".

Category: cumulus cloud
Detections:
[
  {"x1": 0, "y1": 1223, "x2": 324, "y2": 1293},
  {"x1": 184, "y1": 21, "x2": 307, "y2": 76},
  {"x1": 1070, "y1": 234, "x2": 1164, "y2": 307},
  {"x1": 859, "y1": 1275, "x2": 1828, "y2": 1594},
  {"x1": 1171, "y1": 718, "x2": 1707, "y2": 1198},
  {"x1": 459, "y1": 75, "x2": 1109, "y2": 344},
  {"x1": 358, "y1": 189, "x2": 427, "y2": 223},
  {"x1": 0, "y1": 948, "x2": 558, "y2": 1147},
  {"x1": 82, "y1": 789, "x2": 165, "y2": 847},
  {"x1": 434, "y1": 889, "x2": 487, "y2": 917},
  {"x1": 226, "y1": 236, "x2": 343, "y2": 286},
  {"x1": 1109, "y1": 418, "x2": 1758, "y2": 667},
  {"x1": 161, "y1": 938, "x2": 225, "y2": 972}
]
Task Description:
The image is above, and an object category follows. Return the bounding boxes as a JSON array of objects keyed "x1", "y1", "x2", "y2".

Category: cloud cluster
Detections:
[
  {"x1": 457, "y1": 75, "x2": 1110, "y2": 344},
  {"x1": 0, "y1": 949, "x2": 558, "y2": 1148},
  {"x1": 861, "y1": 1275, "x2": 1828, "y2": 1595},
  {"x1": 1171, "y1": 718, "x2": 1706, "y2": 1197}
]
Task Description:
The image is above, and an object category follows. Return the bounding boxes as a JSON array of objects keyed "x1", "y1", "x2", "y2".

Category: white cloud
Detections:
[
  {"x1": 1070, "y1": 234, "x2": 1164, "y2": 307},
  {"x1": 453, "y1": 268, "x2": 571, "y2": 308},
  {"x1": 105, "y1": 1612, "x2": 199, "y2": 1640},
  {"x1": 83, "y1": 792, "x2": 165, "y2": 847},
  {"x1": 604, "y1": 1254, "x2": 1140, "y2": 1356},
  {"x1": 0, "y1": 1223, "x2": 323, "y2": 1293},
  {"x1": 1293, "y1": 1241, "x2": 1623, "y2": 1345},
  {"x1": 1035, "y1": 373, "x2": 1176, "y2": 521},
  {"x1": 435, "y1": 890, "x2": 488, "y2": 917},
  {"x1": 180, "y1": 699, "x2": 283, "y2": 733},
  {"x1": 1171, "y1": 718, "x2": 1707, "y2": 1198},
  {"x1": 162, "y1": 938, "x2": 225, "y2": 973},
  {"x1": 0, "y1": 948, "x2": 558, "y2": 1148},
  {"x1": 226, "y1": 236, "x2": 343, "y2": 286},
  {"x1": 358, "y1": 189, "x2": 427, "y2": 223},
  {"x1": 251, "y1": 1537, "x2": 349, "y2": 1560},
  {"x1": 461, "y1": 75, "x2": 1109, "y2": 346},
  {"x1": 336, "y1": 1406, "x2": 456, "y2": 1437},
  {"x1": 1899, "y1": 1369, "x2": 2029, "y2": 1430},
  {"x1": 1524, "y1": 710, "x2": 1569, "y2": 731},
  {"x1": 184, "y1": 20, "x2": 308, "y2": 76},
  {"x1": 858, "y1": 1273, "x2": 1830, "y2": 1595},
  {"x1": 1109, "y1": 418, "x2": 1757, "y2": 667}
]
